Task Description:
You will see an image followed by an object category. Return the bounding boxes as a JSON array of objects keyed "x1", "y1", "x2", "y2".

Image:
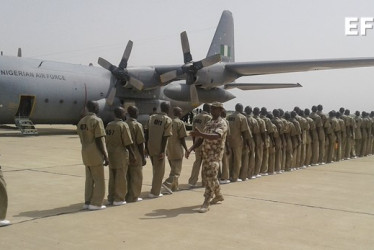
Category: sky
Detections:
[{"x1": 1, "y1": 0, "x2": 374, "y2": 113}]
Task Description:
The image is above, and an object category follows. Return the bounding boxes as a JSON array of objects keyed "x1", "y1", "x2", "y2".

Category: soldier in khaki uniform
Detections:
[
  {"x1": 295, "y1": 108, "x2": 309, "y2": 168},
  {"x1": 326, "y1": 111, "x2": 340, "y2": 163},
  {"x1": 290, "y1": 111, "x2": 301, "y2": 170},
  {"x1": 188, "y1": 104, "x2": 211, "y2": 187},
  {"x1": 186, "y1": 102, "x2": 228, "y2": 213},
  {"x1": 303, "y1": 109, "x2": 315, "y2": 167},
  {"x1": 0, "y1": 165, "x2": 10, "y2": 227},
  {"x1": 267, "y1": 113, "x2": 279, "y2": 175},
  {"x1": 336, "y1": 112, "x2": 345, "y2": 161},
  {"x1": 354, "y1": 111, "x2": 363, "y2": 157},
  {"x1": 106, "y1": 107, "x2": 134, "y2": 206},
  {"x1": 146, "y1": 102, "x2": 173, "y2": 198},
  {"x1": 317, "y1": 105, "x2": 329, "y2": 164},
  {"x1": 126, "y1": 106, "x2": 146, "y2": 203},
  {"x1": 272, "y1": 109, "x2": 284, "y2": 174},
  {"x1": 163, "y1": 107, "x2": 188, "y2": 192},
  {"x1": 260, "y1": 107, "x2": 274, "y2": 175},
  {"x1": 77, "y1": 101, "x2": 109, "y2": 210},
  {"x1": 361, "y1": 112, "x2": 369, "y2": 157},
  {"x1": 220, "y1": 109, "x2": 231, "y2": 184},
  {"x1": 244, "y1": 106, "x2": 259, "y2": 179},
  {"x1": 344, "y1": 109, "x2": 355, "y2": 159},
  {"x1": 284, "y1": 112, "x2": 294, "y2": 171},
  {"x1": 309, "y1": 106, "x2": 321, "y2": 166},
  {"x1": 253, "y1": 107, "x2": 266, "y2": 177},
  {"x1": 279, "y1": 109, "x2": 288, "y2": 171},
  {"x1": 227, "y1": 103, "x2": 250, "y2": 182}
]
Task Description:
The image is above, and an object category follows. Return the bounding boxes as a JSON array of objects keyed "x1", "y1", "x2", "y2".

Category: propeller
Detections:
[
  {"x1": 98, "y1": 40, "x2": 144, "y2": 105},
  {"x1": 160, "y1": 31, "x2": 221, "y2": 107}
]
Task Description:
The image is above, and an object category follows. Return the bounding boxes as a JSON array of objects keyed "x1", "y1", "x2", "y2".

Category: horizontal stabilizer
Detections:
[{"x1": 224, "y1": 83, "x2": 302, "y2": 90}]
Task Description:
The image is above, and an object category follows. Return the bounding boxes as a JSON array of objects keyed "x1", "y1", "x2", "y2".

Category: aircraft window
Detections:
[
  {"x1": 45, "y1": 98, "x2": 49, "y2": 103},
  {"x1": 59, "y1": 100, "x2": 64, "y2": 104}
]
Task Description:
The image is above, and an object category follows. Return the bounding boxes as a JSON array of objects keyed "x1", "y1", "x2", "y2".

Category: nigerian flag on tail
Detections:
[{"x1": 220, "y1": 44, "x2": 231, "y2": 57}]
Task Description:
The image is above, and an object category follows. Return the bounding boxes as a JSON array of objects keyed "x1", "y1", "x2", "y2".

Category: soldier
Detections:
[
  {"x1": 272, "y1": 109, "x2": 284, "y2": 174},
  {"x1": 106, "y1": 107, "x2": 134, "y2": 206},
  {"x1": 326, "y1": 110, "x2": 340, "y2": 163},
  {"x1": 354, "y1": 111, "x2": 363, "y2": 157},
  {"x1": 125, "y1": 105, "x2": 146, "y2": 203},
  {"x1": 0, "y1": 165, "x2": 10, "y2": 227},
  {"x1": 163, "y1": 107, "x2": 188, "y2": 192},
  {"x1": 370, "y1": 111, "x2": 374, "y2": 155},
  {"x1": 188, "y1": 104, "x2": 211, "y2": 187},
  {"x1": 294, "y1": 107, "x2": 309, "y2": 168},
  {"x1": 344, "y1": 109, "x2": 355, "y2": 159},
  {"x1": 361, "y1": 112, "x2": 369, "y2": 157},
  {"x1": 309, "y1": 106, "x2": 322, "y2": 166},
  {"x1": 77, "y1": 101, "x2": 109, "y2": 210},
  {"x1": 220, "y1": 109, "x2": 231, "y2": 184},
  {"x1": 260, "y1": 107, "x2": 274, "y2": 175},
  {"x1": 279, "y1": 109, "x2": 288, "y2": 171},
  {"x1": 290, "y1": 111, "x2": 302, "y2": 170},
  {"x1": 253, "y1": 107, "x2": 266, "y2": 177},
  {"x1": 267, "y1": 113, "x2": 279, "y2": 175},
  {"x1": 304, "y1": 109, "x2": 315, "y2": 167},
  {"x1": 317, "y1": 104, "x2": 328, "y2": 164},
  {"x1": 185, "y1": 102, "x2": 228, "y2": 213},
  {"x1": 284, "y1": 112, "x2": 294, "y2": 171},
  {"x1": 145, "y1": 102, "x2": 172, "y2": 198},
  {"x1": 244, "y1": 106, "x2": 259, "y2": 179},
  {"x1": 227, "y1": 103, "x2": 250, "y2": 182},
  {"x1": 339, "y1": 108, "x2": 348, "y2": 159}
]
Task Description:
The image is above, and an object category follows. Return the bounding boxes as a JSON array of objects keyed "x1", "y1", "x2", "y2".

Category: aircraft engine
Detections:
[
  {"x1": 163, "y1": 83, "x2": 235, "y2": 103},
  {"x1": 96, "y1": 98, "x2": 119, "y2": 124}
]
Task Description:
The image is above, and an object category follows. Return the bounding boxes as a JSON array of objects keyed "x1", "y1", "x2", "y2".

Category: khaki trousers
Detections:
[
  {"x1": 229, "y1": 144, "x2": 243, "y2": 181},
  {"x1": 108, "y1": 167, "x2": 127, "y2": 203},
  {"x1": 247, "y1": 141, "x2": 256, "y2": 178},
  {"x1": 150, "y1": 156, "x2": 166, "y2": 196},
  {"x1": 260, "y1": 146, "x2": 269, "y2": 174},
  {"x1": 126, "y1": 163, "x2": 143, "y2": 202},
  {"x1": 220, "y1": 150, "x2": 230, "y2": 180},
  {"x1": 165, "y1": 158, "x2": 183, "y2": 190},
  {"x1": 239, "y1": 145, "x2": 249, "y2": 180},
  {"x1": 0, "y1": 169, "x2": 8, "y2": 220},
  {"x1": 188, "y1": 147, "x2": 205, "y2": 186},
  {"x1": 85, "y1": 165, "x2": 105, "y2": 206},
  {"x1": 319, "y1": 137, "x2": 326, "y2": 164},
  {"x1": 254, "y1": 135, "x2": 263, "y2": 176}
]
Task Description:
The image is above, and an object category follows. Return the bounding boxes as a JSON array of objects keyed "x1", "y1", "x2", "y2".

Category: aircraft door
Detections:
[{"x1": 15, "y1": 95, "x2": 35, "y2": 118}]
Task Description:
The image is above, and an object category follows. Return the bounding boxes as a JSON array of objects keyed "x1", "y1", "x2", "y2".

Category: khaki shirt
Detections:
[
  {"x1": 106, "y1": 118, "x2": 133, "y2": 169},
  {"x1": 167, "y1": 117, "x2": 187, "y2": 160},
  {"x1": 227, "y1": 111, "x2": 250, "y2": 147},
  {"x1": 126, "y1": 117, "x2": 145, "y2": 165},
  {"x1": 77, "y1": 113, "x2": 106, "y2": 166},
  {"x1": 202, "y1": 117, "x2": 228, "y2": 162},
  {"x1": 147, "y1": 112, "x2": 172, "y2": 156},
  {"x1": 296, "y1": 115, "x2": 309, "y2": 144},
  {"x1": 247, "y1": 115, "x2": 260, "y2": 135},
  {"x1": 354, "y1": 116, "x2": 362, "y2": 139}
]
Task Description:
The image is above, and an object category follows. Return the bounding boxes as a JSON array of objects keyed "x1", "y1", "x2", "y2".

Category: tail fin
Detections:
[{"x1": 207, "y1": 10, "x2": 235, "y2": 63}]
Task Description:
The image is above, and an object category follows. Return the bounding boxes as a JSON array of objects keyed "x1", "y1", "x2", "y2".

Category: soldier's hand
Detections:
[
  {"x1": 185, "y1": 149, "x2": 191, "y2": 159},
  {"x1": 159, "y1": 152, "x2": 165, "y2": 160},
  {"x1": 142, "y1": 157, "x2": 147, "y2": 166},
  {"x1": 103, "y1": 157, "x2": 109, "y2": 166}
]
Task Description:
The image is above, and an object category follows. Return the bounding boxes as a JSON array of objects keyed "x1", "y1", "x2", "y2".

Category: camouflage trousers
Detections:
[{"x1": 202, "y1": 159, "x2": 221, "y2": 200}]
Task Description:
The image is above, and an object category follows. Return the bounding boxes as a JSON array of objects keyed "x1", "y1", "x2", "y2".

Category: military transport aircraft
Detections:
[{"x1": 1, "y1": 10, "x2": 374, "y2": 134}]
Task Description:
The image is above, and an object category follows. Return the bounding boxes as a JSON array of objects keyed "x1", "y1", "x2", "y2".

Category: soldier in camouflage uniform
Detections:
[{"x1": 186, "y1": 102, "x2": 228, "y2": 213}]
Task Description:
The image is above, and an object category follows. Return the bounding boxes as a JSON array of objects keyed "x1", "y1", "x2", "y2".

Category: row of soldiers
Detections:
[{"x1": 188, "y1": 103, "x2": 374, "y2": 185}]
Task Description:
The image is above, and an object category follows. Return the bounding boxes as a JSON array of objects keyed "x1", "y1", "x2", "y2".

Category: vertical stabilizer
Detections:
[{"x1": 207, "y1": 10, "x2": 235, "y2": 63}]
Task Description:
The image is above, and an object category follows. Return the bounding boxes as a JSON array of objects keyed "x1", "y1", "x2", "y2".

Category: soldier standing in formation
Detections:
[
  {"x1": 77, "y1": 101, "x2": 109, "y2": 210},
  {"x1": 106, "y1": 107, "x2": 134, "y2": 206},
  {"x1": 163, "y1": 107, "x2": 188, "y2": 192},
  {"x1": 145, "y1": 102, "x2": 172, "y2": 198},
  {"x1": 126, "y1": 106, "x2": 146, "y2": 203},
  {"x1": 0, "y1": 165, "x2": 10, "y2": 226}
]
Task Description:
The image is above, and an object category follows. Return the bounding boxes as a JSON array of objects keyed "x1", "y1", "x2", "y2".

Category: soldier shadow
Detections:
[
  {"x1": 13, "y1": 203, "x2": 84, "y2": 219},
  {"x1": 141, "y1": 204, "x2": 201, "y2": 220}
]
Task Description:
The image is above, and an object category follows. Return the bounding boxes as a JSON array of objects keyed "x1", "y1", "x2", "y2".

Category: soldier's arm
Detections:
[
  {"x1": 186, "y1": 138, "x2": 204, "y2": 159},
  {"x1": 95, "y1": 137, "x2": 109, "y2": 166}
]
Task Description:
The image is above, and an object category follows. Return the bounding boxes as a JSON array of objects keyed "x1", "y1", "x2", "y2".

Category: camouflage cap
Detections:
[{"x1": 211, "y1": 102, "x2": 223, "y2": 108}]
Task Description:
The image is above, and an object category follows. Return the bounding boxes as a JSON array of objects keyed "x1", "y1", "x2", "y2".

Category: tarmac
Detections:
[{"x1": 0, "y1": 125, "x2": 373, "y2": 250}]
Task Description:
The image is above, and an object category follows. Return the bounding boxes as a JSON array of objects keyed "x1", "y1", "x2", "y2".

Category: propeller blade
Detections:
[
  {"x1": 201, "y1": 54, "x2": 221, "y2": 68},
  {"x1": 128, "y1": 77, "x2": 144, "y2": 90},
  {"x1": 106, "y1": 85, "x2": 117, "y2": 105},
  {"x1": 160, "y1": 70, "x2": 178, "y2": 83},
  {"x1": 181, "y1": 31, "x2": 192, "y2": 63},
  {"x1": 98, "y1": 57, "x2": 114, "y2": 70},
  {"x1": 17, "y1": 48, "x2": 22, "y2": 57},
  {"x1": 190, "y1": 84, "x2": 199, "y2": 107},
  {"x1": 119, "y1": 40, "x2": 133, "y2": 69}
]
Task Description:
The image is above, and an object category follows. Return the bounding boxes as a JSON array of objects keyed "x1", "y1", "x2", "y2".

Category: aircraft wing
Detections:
[
  {"x1": 225, "y1": 58, "x2": 374, "y2": 76},
  {"x1": 224, "y1": 83, "x2": 302, "y2": 90}
]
